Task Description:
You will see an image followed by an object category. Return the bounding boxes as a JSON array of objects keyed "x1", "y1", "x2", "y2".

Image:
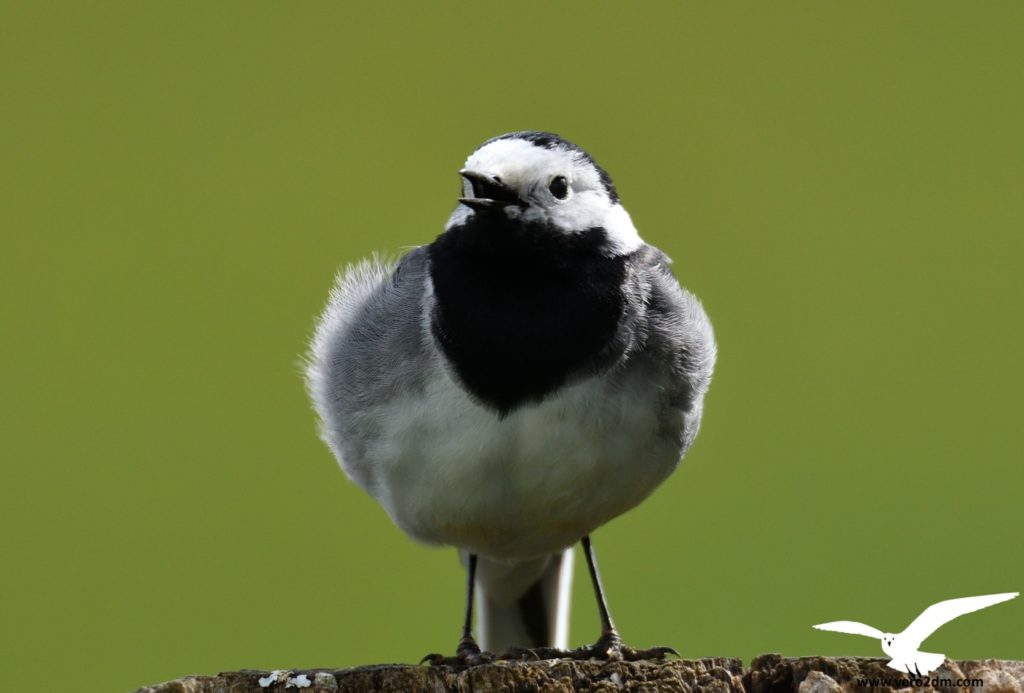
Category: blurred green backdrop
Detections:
[{"x1": 2, "y1": 2, "x2": 1022, "y2": 691}]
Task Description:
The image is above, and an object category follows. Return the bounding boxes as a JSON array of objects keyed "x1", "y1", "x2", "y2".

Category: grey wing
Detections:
[
  {"x1": 633, "y1": 245, "x2": 717, "y2": 455},
  {"x1": 304, "y1": 247, "x2": 431, "y2": 491}
]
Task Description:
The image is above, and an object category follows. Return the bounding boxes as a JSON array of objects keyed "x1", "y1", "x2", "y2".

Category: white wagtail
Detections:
[{"x1": 306, "y1": 131, "x2": 716, "y2": 662}]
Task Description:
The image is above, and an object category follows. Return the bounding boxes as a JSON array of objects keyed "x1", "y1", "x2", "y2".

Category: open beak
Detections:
[{"x1": 459, "y1": 169, "x2": 523, "y2": 211}]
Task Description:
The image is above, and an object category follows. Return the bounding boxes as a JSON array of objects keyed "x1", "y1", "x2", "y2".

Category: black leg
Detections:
[
  {"x1": 422, "y1": 553, "x2": 488, "y2": 666},
  {"x1": 571, "y1": 535, "x2": 678, "y2": 662},
  {"x1": 582, "y1": 535, "x2": 620, "y2": 643},
  {"x1": 457, "y1": 554, "x2": 481, "y2": 656},
  {"x1": 496, "y1": 539, "x2": 628, "y2": 663},
  {"x1": 431, "y1": 540, "x2": 680, "y2": 665}
]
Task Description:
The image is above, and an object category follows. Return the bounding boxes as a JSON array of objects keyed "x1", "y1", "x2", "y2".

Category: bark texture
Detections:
[{"x1": 134, "y1": 655, "x2": 1024, "y2": 693}]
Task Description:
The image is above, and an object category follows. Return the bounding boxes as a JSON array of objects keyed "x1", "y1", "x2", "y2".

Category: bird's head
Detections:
[
  {"x1": 445, "y1": 131, "x2": 643, "y2": 256},
  {"x1": 881, "y1": 633, "x2": 897, "y2": 652}
]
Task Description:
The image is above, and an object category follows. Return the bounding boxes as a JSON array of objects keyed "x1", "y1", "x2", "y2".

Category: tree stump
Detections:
[{"x1": 134, "y1": 655, "x2": 1024, "y2": 692}]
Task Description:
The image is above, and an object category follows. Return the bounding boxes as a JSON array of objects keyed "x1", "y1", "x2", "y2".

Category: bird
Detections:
[
  {"x1": 813, "y1": 592, "x2": 1018, "y2": 675},
  {"x1": 305, "y1": 131, "x2": 716, "y2": 663}
]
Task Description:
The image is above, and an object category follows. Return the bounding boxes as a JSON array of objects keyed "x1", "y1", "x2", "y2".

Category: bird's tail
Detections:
[{"x1": 471, "y1": 549, "x2": 574, "y2": 651}]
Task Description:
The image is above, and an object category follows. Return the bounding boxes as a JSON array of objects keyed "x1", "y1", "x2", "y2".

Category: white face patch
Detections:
[
  {"x1": 446, "y1": 136, "x2": 643, "y2": 255},
  {"x1": 464, "y1": 139, "x2": 582, "y2": 193}
]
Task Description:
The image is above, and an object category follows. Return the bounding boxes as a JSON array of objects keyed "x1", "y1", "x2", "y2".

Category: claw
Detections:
[
  {"x1": 636, "y1": 646, "x2": 680, "y2": 659},
  {"x1": 421, "y1": 643, "x2": 494, "y2": 667},
  {"x1": 427, "y1": 640, "x2": 677, "y2": 665},
  {"x1": 421, "y1": 652, "x2": 494, "y2": 667},
  {"x1": 566, "y1": 631, "x2": 679, "y2": 662},
  {"x1": 618, "y1": 645, "x2": 680, "y2": 661}
]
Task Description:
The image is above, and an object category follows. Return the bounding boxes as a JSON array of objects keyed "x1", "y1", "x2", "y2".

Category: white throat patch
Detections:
[{"x1": 444, "y1": 137, "x2": 643, "y2": 256}]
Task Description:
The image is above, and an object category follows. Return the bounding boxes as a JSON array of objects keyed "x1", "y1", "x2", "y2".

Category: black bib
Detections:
[{"x1": 428, "y1": 216, "x2": 628, "y2": 416}]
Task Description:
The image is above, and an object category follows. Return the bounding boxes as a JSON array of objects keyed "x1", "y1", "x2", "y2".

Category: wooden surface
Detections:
[{"x1": 134, "y1": 655, "x2": 1024, "y2": 692}]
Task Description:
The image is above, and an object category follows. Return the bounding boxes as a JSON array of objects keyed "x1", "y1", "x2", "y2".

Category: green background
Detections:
[{"x1": 2, "y1": 3, "x2": 1022, "y2": 691}]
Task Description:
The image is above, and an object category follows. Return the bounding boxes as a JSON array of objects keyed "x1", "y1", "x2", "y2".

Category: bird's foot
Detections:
[
  {"x1": 421, "y1": 636, "x2": 494, "y2": 667},
  {"x1": 567, "y1": 631, "x2": 680, "y2": 662},
  {"x1": 425, "y1": 633, "x2": 679, "y2": 665}
]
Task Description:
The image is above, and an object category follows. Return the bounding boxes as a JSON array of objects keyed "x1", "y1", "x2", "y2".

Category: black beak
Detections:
[{"x1": 459, "y1": 169, "x2": 523, "y2": 211}]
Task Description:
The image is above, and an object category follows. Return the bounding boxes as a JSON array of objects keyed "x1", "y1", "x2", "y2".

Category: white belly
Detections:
[{"x1": 356, "y1": 358, "x2": 682, "y2": 561}]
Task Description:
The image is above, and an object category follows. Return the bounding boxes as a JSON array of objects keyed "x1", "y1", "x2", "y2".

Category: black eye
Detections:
[{"x1": 548, "y1": 176, "x2": 569, "y2": 200}]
